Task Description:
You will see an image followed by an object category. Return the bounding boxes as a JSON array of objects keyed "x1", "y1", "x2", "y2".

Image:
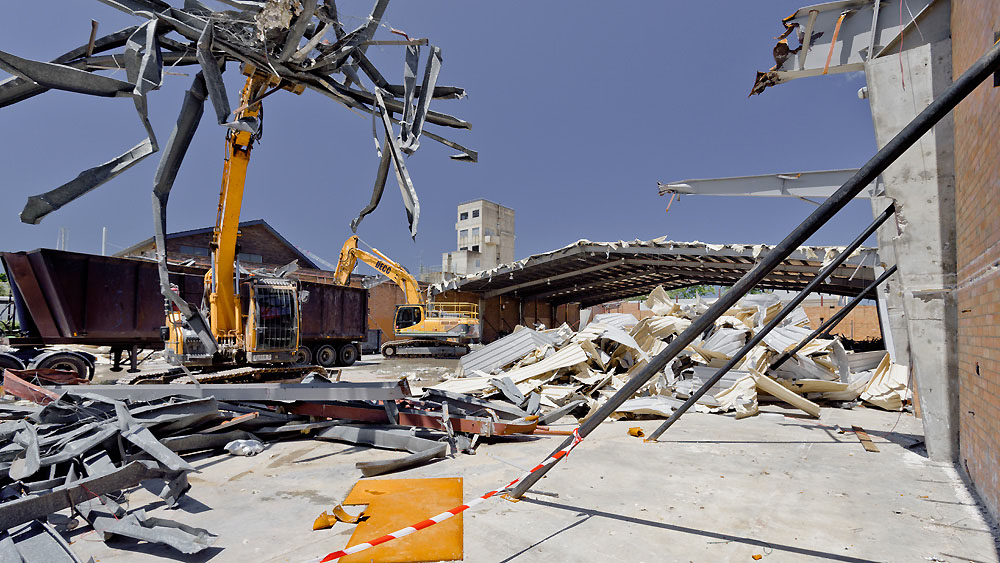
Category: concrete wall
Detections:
[
  {"x1": 952, "y1": 0, "x2": 1000, "y2": 521},
  {"x1": 443, "y1": 199, "x2": 515, "y2": 277},
  {"x1": 864, "y1": 5, "x2": 958, "y2": 461}
]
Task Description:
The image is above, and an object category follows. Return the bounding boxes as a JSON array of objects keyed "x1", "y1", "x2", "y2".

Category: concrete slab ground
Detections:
[{"x1": 65, "y1": 355, "x2": 999, "y2": 563}]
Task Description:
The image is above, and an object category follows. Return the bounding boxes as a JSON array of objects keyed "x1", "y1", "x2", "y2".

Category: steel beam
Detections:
[
  {"x1": 509, "y1": 38, "x2": 1000, "y2": 498},
  {"x1": 659, "y1": 169, "x2": 876, "y2": 199},
  {"x1": 48, "y1": 380, "x2": 410, "y2": 402},
  {"x1": 483, "y1": 259, "x2": 626, "y2": 299}
]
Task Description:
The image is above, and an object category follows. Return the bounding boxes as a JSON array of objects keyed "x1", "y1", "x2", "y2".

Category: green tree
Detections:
[{"x1": 666, "y1": 285, "x2": 716, "y2": 299}]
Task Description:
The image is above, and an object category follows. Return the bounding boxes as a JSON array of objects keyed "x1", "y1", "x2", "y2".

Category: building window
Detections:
[
  {"x1": 459, "y1": 212, "x2": 468, "y2": 220},
  {"x1": 471, "y1": 227, "x2": 480, "y2": 238},
  {"x1": 472, "y1": 209, "x2": 479, "y2": 218},
  {"x1": 178, "y1": 245, "x2": 210, "y2": 257},
  {"x1": 475, "y1": 259, "x2": 481, "y2": 269},
  {"x1": 472, "y1": 245, "x2": 479, "y2": 252},
  {"x1": 460, "y1": 247, "x2": 467, "y2": 251},
  {"x1": 238, "y1": 252, "x2": 263, "y2": 263}
]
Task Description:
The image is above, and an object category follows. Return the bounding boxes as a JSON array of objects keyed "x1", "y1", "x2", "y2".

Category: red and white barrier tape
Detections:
[{"x1": 308, "y1": 428, "x2": 583, "y2": 563}]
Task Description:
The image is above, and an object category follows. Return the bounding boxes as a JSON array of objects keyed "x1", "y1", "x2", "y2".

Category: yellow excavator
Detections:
[
  {"x1": 334, "y1": 236, "x2": 479, "y2": 358},
  {"x1": 164, "y1": 65, "x2": 305, "y2": 366}
]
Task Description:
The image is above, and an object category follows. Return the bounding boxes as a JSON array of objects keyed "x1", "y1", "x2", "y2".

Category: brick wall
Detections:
[
  {"x1": 802, "y1": 305, "x2": 881, "y2": 340},
  {"x1": 367, "y1": 282, "x2": 408, "y2": 340},
  {"x1": 952, "y1": 0, "x2": 1000, "y2": 522}
]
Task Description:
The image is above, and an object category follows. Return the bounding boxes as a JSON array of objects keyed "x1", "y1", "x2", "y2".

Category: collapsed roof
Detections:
[{"x1": 430, "y1": 237, "x2": 879, "y2": 307}]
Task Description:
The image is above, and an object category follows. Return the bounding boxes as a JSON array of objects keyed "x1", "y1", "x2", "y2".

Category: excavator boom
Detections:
[
  {"x1": 334, "y1": 236, "x2": 479, "y2": 358},
  {"x1": 165, "y1": 65, "x2": 304, "y2": 367}
]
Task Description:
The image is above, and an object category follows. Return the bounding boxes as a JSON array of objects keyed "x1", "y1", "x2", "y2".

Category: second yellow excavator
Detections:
[{"x1": 334, "y1": 236, "x2": 479, "y2": 358}]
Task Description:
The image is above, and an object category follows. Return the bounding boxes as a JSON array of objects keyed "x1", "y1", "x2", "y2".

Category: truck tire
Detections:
[
  {"x1": 0, "y1": 353, "x2": 25, "y2": 371},
  {"x1": 293, "y1": 346, "x2": 312, "y2": 365},
  {"x1": 315, "y1": 344, "x2": 337, "y2": 367},
  {"x1": 36, "y1": 353, "x2": 89, "y2": 380},
  {"x1": 381, "y1": 345, "x2": 395, "y2": 358},
  {"x1": 338, "y1": 344, "x2": 359, "y2": 367}
]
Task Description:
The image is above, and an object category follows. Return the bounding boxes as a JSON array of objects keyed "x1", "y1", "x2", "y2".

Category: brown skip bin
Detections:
[
  {"x1": 2, "y1": 249, "x2": 368, "y2": 351},
  {"x1": 2, "y1": 249, "x2": 205, "y2": 346}
]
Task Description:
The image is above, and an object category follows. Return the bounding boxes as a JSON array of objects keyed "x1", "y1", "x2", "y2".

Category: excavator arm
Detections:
[{"x1": 335, "y1": 236, "x2": 424, "y2": 305}]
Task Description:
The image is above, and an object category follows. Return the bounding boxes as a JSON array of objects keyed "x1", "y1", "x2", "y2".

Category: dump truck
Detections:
[{"x1": 0, "y1": 249, "x2": 367, "y2": 378}]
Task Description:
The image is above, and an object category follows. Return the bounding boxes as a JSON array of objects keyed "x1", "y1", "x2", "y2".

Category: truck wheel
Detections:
[
  {"x1": 315, "y1": 344, "x2": 337, "y2": 367},
  {"x1": 293, "y1": 346, "x2": 312, "y2": 365},
  {"x1": 0, "y1": 353, "x2": 24, "y2": 371},
  {"x1": 37, "y1": 353, "x2": 89, "y2": 380},
  {"x1": 381, "y1": 345, "x2": 395, "y2": 358},
  {"x1": 338, "y1": 344, "x2": 359, "y2": 367}
]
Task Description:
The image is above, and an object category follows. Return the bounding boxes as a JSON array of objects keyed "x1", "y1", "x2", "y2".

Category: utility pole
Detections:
[{"x1": 102, "y1": 226, "x2": 107, "y2": 256}]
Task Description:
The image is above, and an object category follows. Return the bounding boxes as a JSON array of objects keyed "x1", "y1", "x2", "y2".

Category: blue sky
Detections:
[{"x1": 0, "y1": 1, "x2": 877, "y2": 275}]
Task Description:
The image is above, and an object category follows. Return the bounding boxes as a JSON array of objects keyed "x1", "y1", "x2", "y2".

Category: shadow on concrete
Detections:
[
  {"x1": 498, "y1": 515, "x2": 591, "y2": 562},
  {"x1": 656, "y1": 440, "x2": 856, "y2": 445},
  {"x1": 99, "y1": 538, "x2": 225, "y2": 562},
  {"x1": 518, "y1": 497, "x2": 881, "y2": 563}
]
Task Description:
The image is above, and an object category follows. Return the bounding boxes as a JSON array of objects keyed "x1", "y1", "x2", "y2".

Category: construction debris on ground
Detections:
[
  {"x1": 430, "y1": 285, "x2": 910, "y2": 424},
  {"x1": 0, "y1": 284, "x2": 910, "y2": 560}
]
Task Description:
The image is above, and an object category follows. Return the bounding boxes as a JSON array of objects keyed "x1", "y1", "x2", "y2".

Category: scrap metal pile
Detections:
[
  {"x1": 0, "y1": 364, "x2": 545, "y2": 560},
  {"x1": 427, "y1": 285, "x2": 911, "y2": 425},
  {"x1": 0, "y1": 0, "x2": 473, "y2": 354}
]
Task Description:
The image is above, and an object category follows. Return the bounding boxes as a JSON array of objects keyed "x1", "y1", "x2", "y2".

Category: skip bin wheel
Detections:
[
  {"x1": 293, "y1": 346, "x2": 312, "y2": 365},
  {"x1": 0, "y1": 353, "x2": 24, "y2": 371},
  {"x1": 338, "y1": 344, "x2": 359, "y2": 367},
  {"x1": 315, "y1": 344, "x2": 337, "y2": 367},
  {"x1": 381, "y1": 345, "x2": 396, "y2": 358},
  {"x1": 36, "y1": 353, "x2": 89, "y2": 381}
]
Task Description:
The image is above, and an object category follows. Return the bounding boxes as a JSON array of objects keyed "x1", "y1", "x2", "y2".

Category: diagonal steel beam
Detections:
[
  {"x1": 510, "y1": 38, "x2": 1000, "y2": 498},
  {"x1": 645, "y1": 204, "x2": 895, "y2": 442}
]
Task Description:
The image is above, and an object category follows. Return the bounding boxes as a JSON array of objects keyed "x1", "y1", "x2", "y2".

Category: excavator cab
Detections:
[{"x1": 394, "y1": 305, "x2": 424, "y2": 332}]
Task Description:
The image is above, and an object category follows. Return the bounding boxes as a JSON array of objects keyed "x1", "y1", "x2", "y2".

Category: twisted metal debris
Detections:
[{"x1": 0, "y1": 0, "x2": 473, "y2": 353}]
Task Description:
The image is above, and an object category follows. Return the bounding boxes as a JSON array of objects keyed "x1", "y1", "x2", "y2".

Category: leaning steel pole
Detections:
[
  {"x1": 510, "y1": 39, "x2": 1000, "y2": 499},
  {"x1": 770, "y1": 265, "x2": 898, "y2": 372},
  {"x1": 643, "y1": 205, "x2": 895, "y2": 442}
]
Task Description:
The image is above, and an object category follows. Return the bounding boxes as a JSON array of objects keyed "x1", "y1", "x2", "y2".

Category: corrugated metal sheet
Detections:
[
  {"x1": 458, "y1": 327, "x2": 557, "y2": 376},
  {"x1": 591, "y1": 313, "x2": 638, "y2": 329}
]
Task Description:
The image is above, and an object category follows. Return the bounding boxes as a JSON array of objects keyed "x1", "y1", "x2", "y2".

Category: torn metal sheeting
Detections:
[
  {"x1": 4, "y1": 520, "x2": 83, "y2": 563},
  {"x1": 76, "y1": 496, "x2": 216, "y2": 554},
  {"x1": 422, "y1": 388, "x2": 529, "y2": 420},
  {"x1": 287, "y1": 402, "x2": 535, "y2": 437},
  {"x1": 458, "y1": 327, "x2": 558, "y2": 377},
  {"x1": 315, "y1": 425, "x2": 447, "y2": 477},
  {"x1": 47, "y1": 380, "x2": 410, "y2": 402},
  {"x1": 0, "y1": 461, "x2": 174, "y2": 530},
  {"x1": 4, "y1": 1, "x2": 475, "y2": 347}
]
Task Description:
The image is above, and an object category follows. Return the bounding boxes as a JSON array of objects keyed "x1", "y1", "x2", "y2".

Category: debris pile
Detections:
[
  {"x1": 427, "y1": 285, "x2": 910, "y2": 423},
  {"x1": 0, "y1": 368, "x2": 537, "y2": 559}
]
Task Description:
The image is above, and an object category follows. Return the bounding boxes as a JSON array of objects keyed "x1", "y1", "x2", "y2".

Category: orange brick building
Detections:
[{"x1": 952, "y1": 0, "x2": 1000, "y2": 523}]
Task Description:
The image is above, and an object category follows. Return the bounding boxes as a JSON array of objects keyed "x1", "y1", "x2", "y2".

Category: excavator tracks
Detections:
[{"x1": 380, "y1": 339, "x2": 470, "y2": 359}]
